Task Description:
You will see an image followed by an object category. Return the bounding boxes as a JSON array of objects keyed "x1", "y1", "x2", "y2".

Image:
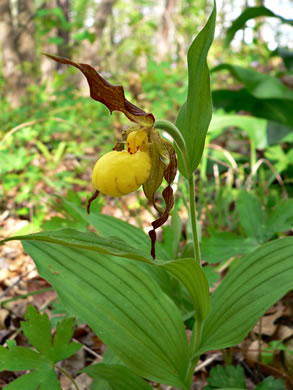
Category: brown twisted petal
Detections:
[
  {"x1": 149, "y1": 185, "x2": 175, "y2": 259},
  {"x1": 147, "y1": 140, "x2": 177, "y2": 259},
  {"x1": 43, "y1": 54, "x2": 155, "y2": 128},
  {"x1": 87, "y1": 190, "x2": 100, "y2": 214}
]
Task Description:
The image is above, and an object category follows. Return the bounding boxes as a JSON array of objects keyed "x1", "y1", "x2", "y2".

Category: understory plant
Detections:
[{"x1": 1, "y1": 2, "x2": 293, "y2": 389}]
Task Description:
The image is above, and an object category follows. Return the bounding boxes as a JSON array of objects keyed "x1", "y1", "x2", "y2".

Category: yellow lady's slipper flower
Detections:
[
  {"x1": 92, "y1": 130, "x2": 151, "y2": 197},
  {"x1": 45, "y1": 54, "x2": 177, "y2": 259}
]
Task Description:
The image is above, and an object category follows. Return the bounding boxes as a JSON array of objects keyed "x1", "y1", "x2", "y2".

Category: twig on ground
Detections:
[
  {"x1": 72, "y1": 338, "x2": 103, "y2": 361},
  {"x1": 0, "y1": 269, "x2": 35, "y2": 299}
]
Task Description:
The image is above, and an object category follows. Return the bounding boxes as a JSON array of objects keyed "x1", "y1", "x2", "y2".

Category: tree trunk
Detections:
[
  {"x1": 157, "y1": 0, "x2": 177, "y2": 62},
  {"x1": 94, "y1": 0, "x2": 116, "y2": 42},
  {"x1": 17, "y1": 0, "x2": 37, "y2": 90},
  {"x1": 56, "y1": 0, "x2": 71, "y2": 65},
  {"x1": 81, "y1": 0, "x2": 116, "y2": 66},
  {"x1": 0, "y1": 0, "x2": 23, "y2": 106},
  {"x1": 17, "y1": 0, "x2": 36, "y2": 64},
  {"x1": 40, "y1": 0, "x2": 58, "y2": 83}
]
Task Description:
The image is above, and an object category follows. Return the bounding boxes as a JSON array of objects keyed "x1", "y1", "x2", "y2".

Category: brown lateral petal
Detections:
[
  {"x1": 146, "y1": 137, "x2": 177, "y2": 259},
  {"x1": 44, "y1": 54, "x2": 155, "y2": 128},
  {"x1": 87, "y1": 190, "x2": 100, "y2": 214},
  {"x1": 164, "y1": 142, "x2": 178, "y2": 184},
  {"x1": 149, "y1": 185, "x2": 174, "y2": 259},
  {"x1": 143, "y1": 141, "x2": 166, "y2": 212},
  {"x1": 143, "y1": 131, "x2": 177, "y2": 213}
]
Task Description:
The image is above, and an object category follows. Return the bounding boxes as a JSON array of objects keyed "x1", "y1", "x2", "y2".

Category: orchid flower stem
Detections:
[
  {"x1": 186, "y1": 175, "x2": 203, "y2": 387},
  {"x1": 155, "y1": 119, "x2": 203, "y2": 388},
  {"x1": 188, "y1": 175, "x2": 201, "y2": 266},
  {"x1": 154, "y1": 119, "x2": 191, "y2": 178},
  {"x1": 155, "y1": 120, "x2": 201, "y2": 264},
  {"x1": 186, "y1": 319, "x2": 203, "y2": 386},
  {"x1": 250, "y1": 138, "x2": 256, "y2": 186},
  {"x1": 154, "y1": 120, "x2": 200, "y2": 264}
]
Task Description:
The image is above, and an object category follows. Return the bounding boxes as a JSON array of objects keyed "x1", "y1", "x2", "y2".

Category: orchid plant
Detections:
[
  {"x1": 1, "y1": 2, "x2": 293, "y2": 389},
  {"x1": 43, "y1": 52, "x2": 179, "y2": 260}
]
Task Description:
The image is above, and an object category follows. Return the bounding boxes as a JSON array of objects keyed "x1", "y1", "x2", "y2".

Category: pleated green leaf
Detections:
[
  {"x1": 236, "y1": 191, "x2": 268, "y2": 243},
  {"x1": 54, "y1": 199, "x2": 174, "y2": 296},
  {"x1": 2, "y1": 229, "x2": 209, "y2": 324},
  {"x1": 176, "y1": 1, "x2": 216, "y2": 176},
  {"x1": 201, "y1": 232, "x2": 258, "y2": 264},
  {"x1": 209, "y1": 114, "x2": 267, "y2": 149},
  {"x1": 212, "y1": 88, "x2": 293, "y2": 128},
  {"x1": 84, "y1": 364, "x2": 153, "y2": 390},
  {"x1": 158, "y1": 258, "x2": 210, "y2": 322},
  {"x1": 60, "y1": 198, "x2": 170, "y2": 260},
  {"x1": 4, "y1": 228, "x2": 153, "y2": 264},
  {"x1": 212, "y1": 64, "x2": 293, "y2": 101},
  {"x1": 19, "y1": 239, "x2": 189, "y2": 389},
  {"x1": 198, "y1": 237, "x2": 293, "y2": 355}
]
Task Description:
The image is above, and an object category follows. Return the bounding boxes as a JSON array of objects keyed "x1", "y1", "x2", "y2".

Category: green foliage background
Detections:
[
  {"x1": 1, "y1": 0, "x2": 292, "y2": 228},
  {"x1": 1, "y1": 0, "x2": 293, "y2": 388}
]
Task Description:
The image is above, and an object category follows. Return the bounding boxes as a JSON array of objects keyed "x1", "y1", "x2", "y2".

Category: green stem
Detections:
[
  {"x1": 155, "y1": 119, "x2": 203, "y2": 389},
  {"x1": 186, "y1": 169, "x2": 204, "y2": 389},
  {"x1": 188, "y1": 175, "x2": 201, "y2": 266},
  {"x1": 155, "y1": 119, "x2": 200, "y2": 264},
  {"x1": 55, "y1": 365, "x2": 80, "y2": 390},
  {"x1": 154, "y1": 119, "x2": 191, "y2": 178},
  {"x1": 200, "y1": 134, "x2": 209, "y2": 182},
  {"x1": 186, "y1": 319, "x2": 203, "y2": 386},
  {"x1": 248, "y1": 138, "x2": 257, "y2": 193},
  {"x1": 250, "y1": 138, "x2": 256, "y2": 174},
  {"x1": 1, "y1": 288, "x2": 53, "y2": 306},
  {"x1": 186, "y1": 176, "x2": 202, "y2": 388},
  {"x1": 198, "y1": 183, "x2": 215, "y2": 229}
]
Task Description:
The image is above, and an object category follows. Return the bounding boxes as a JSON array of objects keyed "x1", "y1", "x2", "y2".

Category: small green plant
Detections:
[
  {"x1": 0, "y1": 305, "x2": 81, "y2": 389},
  {"x1": 205, "y1": 364, "x2": 286, "y2": 389},
  {"x1": 1, "y1": 1, "x2": 293, "y2": 389},
  {"x1": 201, "y1": 191, "x2": 293, "y2": 264},
  {"x1": 262, "y1": 340, "x2": 293, "y2": 365}
]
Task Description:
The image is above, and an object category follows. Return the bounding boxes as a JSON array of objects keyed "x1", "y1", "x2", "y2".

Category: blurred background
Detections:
[
  {"x1": 0, "y1": 0, "x2": 292, "y2": 235},
  {"x1": 1, "y1": 2, "x2": 293, "y2": 387}
]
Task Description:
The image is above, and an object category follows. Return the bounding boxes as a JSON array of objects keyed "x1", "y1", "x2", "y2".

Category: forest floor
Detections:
[{"x1": 0, "y1": 208, "x2": 293, "y2": 389}]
